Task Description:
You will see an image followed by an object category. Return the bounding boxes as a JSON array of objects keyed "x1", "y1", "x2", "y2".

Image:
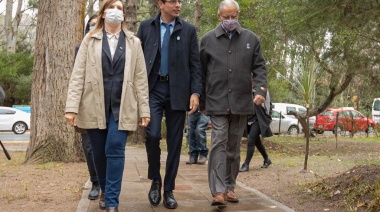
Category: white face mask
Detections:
[{"x1": 104, "y1": 8, "x2": 124, "y2": 26}]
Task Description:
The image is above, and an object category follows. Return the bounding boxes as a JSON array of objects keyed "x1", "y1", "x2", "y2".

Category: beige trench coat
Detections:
[{"x1": 65, "y1": 28, "x2": 150, "y2": 131}]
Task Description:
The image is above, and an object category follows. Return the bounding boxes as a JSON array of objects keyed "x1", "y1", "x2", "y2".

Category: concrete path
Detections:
[{"x1": 77, "y1": 147, "x2": 295, "y2": 212}]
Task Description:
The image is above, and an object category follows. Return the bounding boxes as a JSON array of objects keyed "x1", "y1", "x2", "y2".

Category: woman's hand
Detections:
[
  {"x1": 65, "y1": 112, "x2": 78, "y2": 126},
  {"x1": 139, "y1": 117, "x2": 150, "y2": 128}
]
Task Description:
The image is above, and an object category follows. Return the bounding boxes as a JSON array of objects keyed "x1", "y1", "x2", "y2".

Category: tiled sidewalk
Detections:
[{"x1": 77, "y1": 147, "x2": 294, "y2": 212}]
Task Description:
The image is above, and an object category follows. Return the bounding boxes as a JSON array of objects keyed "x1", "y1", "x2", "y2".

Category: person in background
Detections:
[
  {"x1": 200, "y1": 0, "x2": 268, "y2": 207},
  {"x1": 239, "y1": 88, "x2": 273, "y2": 172},
  {"x1": 186, "y1": 109, "x2": 209, "y2": 165},
  {"x1": 74, "y1": 14, "x2": 100, "y2": 201},
  {"x1": 137, "y1": 0, "x2": 202, "y2": 209},
  {"x1": 65, "y1": 1, "x2": 150, "y2": 211}
]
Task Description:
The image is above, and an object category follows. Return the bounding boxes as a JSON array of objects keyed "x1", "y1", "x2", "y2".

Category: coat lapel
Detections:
[
  {"x1": 102, "y1": 29, "x2": 112, "y2": 63},
  {"x1": 153, "y1": 16, "x2": 162, "y2": 54},
  {"x1": 112, "y1": 30, "x2": 126, "y2": 64}
]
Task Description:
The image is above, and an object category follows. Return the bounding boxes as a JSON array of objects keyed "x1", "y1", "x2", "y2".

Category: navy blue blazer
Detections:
[
  {"x1": 101, "y1": 29, "x2": 126, "y2": 122},
  {"x1": 137, "y1": 14, "x2": 202, "y2": 111}
]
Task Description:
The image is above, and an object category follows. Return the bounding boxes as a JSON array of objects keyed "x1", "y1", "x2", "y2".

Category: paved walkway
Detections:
[{"x1": 77, "y1": 147, "x2": 294, "y2": 212}]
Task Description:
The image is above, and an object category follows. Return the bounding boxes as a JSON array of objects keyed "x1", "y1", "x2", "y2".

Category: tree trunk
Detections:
[
  {"x1": 194, "y1": 0, "x2": 202, "y2": 33},
  {"x1": 4, "y1": 0, "x2": 23, "y2": 53},
  {"x1": 149, "y1": 0, "x2": 159, "y2": 17},
  {"x1": 11, "y1": 0, "x2": 23, "y2": 52},
  {"x1": 125, "y1": 0, "x2": 137, "y2": 33},
  {"x1": 128, "y1": 127, "x2": 146, "y2": 145},
  {"x1": 5, "y1": 0, "x2": 14, "y2": 53},
  {"x1": 303, "y1": 108, "x2": 310, "y2": 170},
  {"x1": 87, "y1": 0, "x2": 95, "y2": 17},
  {"x1": 26, "y1": 0, "x2": 87, "y2": 163}
]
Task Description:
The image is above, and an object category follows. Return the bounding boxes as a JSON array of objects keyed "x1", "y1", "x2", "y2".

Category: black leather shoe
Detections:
[
  {"x1": 261, "y1": 157, "x2": 272, "y2": 168},
  {"x1": 185, "y1": 157, "x2": 197, "y2": 165},
  {"x1": 163, "y1": 191, "x2": 178, "y2": 209},
  {"x1": 99, "y1": 192, "x2": 106, "y2": 210},
  {"x1": 239, "y1": 164, "x2": 249, "y2": 172},
  {"x1": 148, "y1": 179, "x2": 162, "y2": 206},
  {"x1": 106, "y1": 207, "x2": 118, "y2": 212},
  {"x1": 88, "y1": 183, "x2": 101, "y2": 200}
]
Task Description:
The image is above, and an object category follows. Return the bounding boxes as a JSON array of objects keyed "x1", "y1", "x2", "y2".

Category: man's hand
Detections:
[
  {"x1": 65, "y1": 112, "x2": 77, "y2": 126},
  {"x1": 139, "y1": 117, "x2": 151, "y2": 128},
  {"x1": 188, "y1": 94, "x2": 200, "y2": 114},
  {"x1": 253, "y1": 94, "x2": 266, "y2": 105}
]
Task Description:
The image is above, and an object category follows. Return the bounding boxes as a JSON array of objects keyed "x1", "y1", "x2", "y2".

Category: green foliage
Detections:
[
  {"x1": 268, "y1": 79, "x2": 289, "y2": 101},
  {"x1": 178, "y1": 0, "x2": 196, "y2": 24},
  {"x1": 198, "y1": 0, "x2": 220, "y2": 36},
  {"x1": 28, "y1": 0, "x2": 39, "y2": 9},
  {"x1": 15, "y1": 74, "x2": 33, "y2": 105},
  {"x1": 0, "y1": 52, "x2": 33, "y2": 105},
  {"x1": 275, "y1": 53, "x2": 319, "y2": 108}
]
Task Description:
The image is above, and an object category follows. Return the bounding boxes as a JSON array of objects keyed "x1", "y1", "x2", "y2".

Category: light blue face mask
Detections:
[{"x1": 89, "y1": 26, "x2": 95, "y2": 31}]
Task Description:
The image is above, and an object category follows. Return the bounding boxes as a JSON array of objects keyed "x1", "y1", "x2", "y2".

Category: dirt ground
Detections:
[
  {"x1": 0, "y1": 148, "x2": 88, "y2": 212},
  {"x1": 239, "y1": 135, "x2": 380, "y2": 212},
  {"x1": 1, "y1": 134, "x2": 379, "y2": 212}
]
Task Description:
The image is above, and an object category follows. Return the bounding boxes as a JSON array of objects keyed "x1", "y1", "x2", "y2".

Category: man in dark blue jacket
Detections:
[{"x1": 137, "y1": 0, "x2": 202, "y2": 209}]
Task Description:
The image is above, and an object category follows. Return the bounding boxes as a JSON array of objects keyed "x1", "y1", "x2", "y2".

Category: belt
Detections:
[{"x1": 157, "y1": 75, "x2": 169, "y2": 81}]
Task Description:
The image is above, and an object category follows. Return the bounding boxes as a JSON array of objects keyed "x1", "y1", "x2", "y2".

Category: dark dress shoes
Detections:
[
  {"x1": 88, "y1": 183, "x2": 101, "y2": 200},
  {"x1": 163, "y1": 191, "x2": 178, "y2": 209},
  {"x1": 148, "y1": 179, "x2": 162, "y2": 206},
  {"x1": 185, "y1": 157, "x2": 197, "y2": 165},
  {"x1": 99, "y1": 192, "x2": 106, "y2": 210},
  {"x1": 239, "y1": 164, "x2": 249, "y2": 172},
  {"x1": 261, "y1": 157, "x2": 272, "y2": 168},
  {"x1": 106, "y1": 207, "x2": 118, "y2": 212}
]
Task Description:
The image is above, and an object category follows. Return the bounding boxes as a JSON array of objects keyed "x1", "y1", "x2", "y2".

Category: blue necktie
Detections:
[{"x1": 160, "y1": 23, "x2": 171, "y2": 76}]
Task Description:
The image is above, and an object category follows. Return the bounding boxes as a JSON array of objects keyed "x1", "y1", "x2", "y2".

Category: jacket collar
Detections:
[
  {"x1": 150, "y1": 13, "x2": 183, "y2": 29},
  {"x1": 91, "y1": 27, "x2": 134, "y2": 40},
  {"x1": 215, "y1": 23, "x2": 242, "y2": 38}
]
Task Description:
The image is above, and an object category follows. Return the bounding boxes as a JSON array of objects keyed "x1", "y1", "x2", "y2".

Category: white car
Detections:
[
  {"x1": 272, "y1": 103, "x2": 315, "y2": 130},
  {"x1": 270, "y1": 110, "x2": 302, "y2": 135},
  {"x1": 0, "y1": 106, "x2": 31, "y2": 134}
]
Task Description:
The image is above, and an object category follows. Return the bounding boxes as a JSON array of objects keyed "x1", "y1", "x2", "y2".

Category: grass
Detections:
[
  {"x1": 36, "y1": 162, "x2": 62, "y2": 170},
  {"x1": 0, "y1": 152, "x2": 31, "y2": 202}
]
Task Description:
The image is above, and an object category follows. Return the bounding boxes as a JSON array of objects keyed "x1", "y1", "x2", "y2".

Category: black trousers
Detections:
[
  {"x1": 145, "y1": 81, "x2": 186, "y2": 191},
  {"x1": 244, "y1": 120, "x2": 269, "y2": 166},
  {"x1": 81, "y1": 133, "x2": 98, "y2": 183}
]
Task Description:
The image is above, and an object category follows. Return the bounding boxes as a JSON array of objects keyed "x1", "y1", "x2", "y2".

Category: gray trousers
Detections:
[{"x1": 208, "y1": 114, "x2": 247, "y2": 196}]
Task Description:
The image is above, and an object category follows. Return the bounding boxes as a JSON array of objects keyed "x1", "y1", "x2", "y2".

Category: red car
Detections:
[{"x1": 314, "y1": 107, "x2": 378, "y2": 134}]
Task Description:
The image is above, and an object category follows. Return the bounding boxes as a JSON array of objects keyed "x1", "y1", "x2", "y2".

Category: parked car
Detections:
[
  {"x1": 372, "y1": 98, "x2": 380, "y2": 125},
  {"x1": 272, "y1": 103, "x2": 315, "y2": 130},
  {"x1": 0, "y1": 106, "x2": 31, "y2": 134},
  {"x1": 313, "y1": 107, "x2": 378, "y2": 134},
  {"x1": 270, "y1": 110, "x2": 302, "y2": 135}
]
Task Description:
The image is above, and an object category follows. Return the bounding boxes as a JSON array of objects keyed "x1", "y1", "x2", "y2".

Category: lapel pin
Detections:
[
  {"x1": 119, "y1": 46, "x2": 123, "y2": 50},
  {"x1": 177, "y1": 36, "x2": 180, "y2": 41},
  {"x1": 246, "y1": 43, "x2": 250, "y2": 49}
]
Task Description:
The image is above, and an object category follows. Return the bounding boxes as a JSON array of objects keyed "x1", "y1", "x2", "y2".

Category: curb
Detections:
[
  {"x1": 76, "y1": 179, "x2": 92, "y2": 212},
  {"x1": 237, "y1": 181, "x2": 296, "y2": 212}
]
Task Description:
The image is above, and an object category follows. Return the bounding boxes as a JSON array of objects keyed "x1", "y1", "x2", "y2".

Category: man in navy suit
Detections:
[{"x1": 137, "y1": 0, "x2": 202, "y2": 209}]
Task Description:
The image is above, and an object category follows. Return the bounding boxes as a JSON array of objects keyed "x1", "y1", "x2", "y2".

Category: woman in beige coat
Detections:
[{"x1": 64, "y1": 1, "x2": 149, "y2": 211}]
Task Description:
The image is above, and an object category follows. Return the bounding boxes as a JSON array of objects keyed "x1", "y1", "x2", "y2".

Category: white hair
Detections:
[{"x1": 217, "y1": 0, "x2": 240, "y2": 14}]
